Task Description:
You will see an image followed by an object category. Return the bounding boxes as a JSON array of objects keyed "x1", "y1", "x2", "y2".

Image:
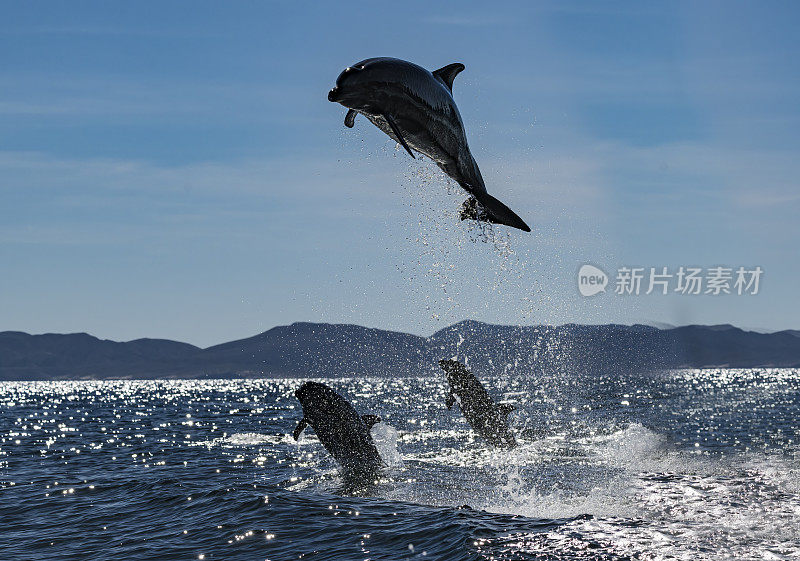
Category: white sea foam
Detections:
[
  {"x1": 477, "y1": 422, "x2": 800, "y2": 559},
  {"x1": 221, "y1": 432, "x2": 279, "y2": 446}
]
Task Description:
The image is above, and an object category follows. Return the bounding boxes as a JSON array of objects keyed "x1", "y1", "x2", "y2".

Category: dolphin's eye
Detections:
[{"x1": 336, "y1": 64, "x2": 366, "y2": 87}]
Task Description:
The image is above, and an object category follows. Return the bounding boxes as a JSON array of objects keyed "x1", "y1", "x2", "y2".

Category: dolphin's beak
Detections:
[{"x1": 328, "y1": 87, "x2": 339, "y2": 102}]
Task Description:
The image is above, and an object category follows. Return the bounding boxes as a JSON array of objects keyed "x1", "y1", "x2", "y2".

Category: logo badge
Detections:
[{"x1": 578, "y1": 264, "x2": 608, "y2": 297}]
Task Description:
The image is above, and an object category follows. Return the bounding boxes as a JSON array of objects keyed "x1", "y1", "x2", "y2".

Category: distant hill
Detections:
[
  {"x1": 1, "y1": 321, "x2": 799, "y2": 380},
  {"x1": 0, "y1": 331, "x2": 199, "y2": 380}
]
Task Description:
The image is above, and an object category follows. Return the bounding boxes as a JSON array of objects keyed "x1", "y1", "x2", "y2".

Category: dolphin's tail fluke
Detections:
[{"x1": 460, "y1": 194, "x2": 531, "y2": 232}]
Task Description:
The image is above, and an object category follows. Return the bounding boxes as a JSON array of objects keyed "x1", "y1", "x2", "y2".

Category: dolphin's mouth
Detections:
[{"x1": 328, "y1": 87, "x2": 339, "y2": 102}]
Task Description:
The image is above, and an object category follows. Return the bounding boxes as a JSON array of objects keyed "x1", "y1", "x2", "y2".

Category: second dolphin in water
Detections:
[
  {"x1": 293, "y1": 381, "x2": 383, "y2": 481},
  {"x1": 328, "y1": 57, "x2": 531, "y2": 232},
  {"x1": 439, "y1": 359, "x2": 516, "y2": 448}
]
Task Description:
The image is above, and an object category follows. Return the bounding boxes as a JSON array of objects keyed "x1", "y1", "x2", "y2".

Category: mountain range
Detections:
[{"x1": 1, "y1": 321, "x2": 799, "y2": 380}]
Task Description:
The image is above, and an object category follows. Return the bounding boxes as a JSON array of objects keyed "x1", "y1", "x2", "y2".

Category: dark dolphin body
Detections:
[
  {"x1": 328, "y1": 57, "x2": 530, "y2": 232},
  {"x1": 439, "y1": 359, "x2": 516, "y2": 448},
  {"x1": 293, "y1": 382, "x2": 383, "y2": 481}
]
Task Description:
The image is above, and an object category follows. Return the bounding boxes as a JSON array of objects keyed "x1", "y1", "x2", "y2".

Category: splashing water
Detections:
[
  {"x1": 371, "y1": 422, "x2": 404, "y2": 468},
  {"x1": 388, "y1": 153, "x2": 544, "y2": 328}
]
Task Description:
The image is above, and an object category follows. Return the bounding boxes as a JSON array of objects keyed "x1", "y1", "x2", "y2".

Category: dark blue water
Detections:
[{"x1": 2, "y1": 369, "x2": 799, "y2": 560}]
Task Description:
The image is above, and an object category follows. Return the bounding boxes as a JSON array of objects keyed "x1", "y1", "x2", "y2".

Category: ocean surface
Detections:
[{"x1": 2, "y1": 368, "x2": 799, "y2": 560}]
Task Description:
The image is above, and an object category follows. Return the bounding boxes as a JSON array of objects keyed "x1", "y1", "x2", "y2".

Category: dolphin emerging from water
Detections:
[
  {"x1": 439, "y1": 359, "x2": 516, "y2": 448},
  {"x1": 328, "y1": 57, "x2": 531, "y2": 232},
  {"x1": 293, "y1": 381, "x2": 383, "y2": 481}
]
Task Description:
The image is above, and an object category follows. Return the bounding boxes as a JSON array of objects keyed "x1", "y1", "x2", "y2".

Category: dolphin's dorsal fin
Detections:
[
  {"x1": 433, "y1": 63, "x2": 465, "y2": 93},
  {"x1": 497, "y1": 404, "x2": 515, "y2": 417},
  {"x1": 292, "y1": 417, "x2": 308, "y2": 441},
  {"x1": 361, "y1": 414, "x2": 382, "y2": 430}
]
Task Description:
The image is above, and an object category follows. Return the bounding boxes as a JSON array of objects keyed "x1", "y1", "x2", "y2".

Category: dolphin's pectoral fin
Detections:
[
  {"x1": 292, "y1": 417, "x2": 308, "y2": 441},
  {"x1": 361, "y1": 414, "x2": 382, "y2": 430},
  {"x1": 445, "y1": 392, "x2": 456, "y2": 410},
  {"x1": 432, "y1": 63, "x2": 465, "y2": 93},
  {"x1": 498, "y1": 404, "x2": 516, "y2": 417},
  {"x1": 383, "y1": 113, "x2": 415, "y2": 159},
  {"x1": 345, "y1": 109, "x2": 357, "y2": 128}
]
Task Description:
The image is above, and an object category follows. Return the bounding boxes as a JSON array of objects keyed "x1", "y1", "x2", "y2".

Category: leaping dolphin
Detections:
[
  {"x1": 439, "y1": 359, "x2": 516, "y2": 448},
  {"x1": 328, "y1": 57, "x2": 531, "y2": 232},
  {"x1": 293, "y1": 381, "x2": 384, "y2": 481}
]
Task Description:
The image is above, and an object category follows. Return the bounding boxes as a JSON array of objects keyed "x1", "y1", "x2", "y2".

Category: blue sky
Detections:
[{"x1": 1, "y1": 1, "x2": 798, "y2": 346}]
